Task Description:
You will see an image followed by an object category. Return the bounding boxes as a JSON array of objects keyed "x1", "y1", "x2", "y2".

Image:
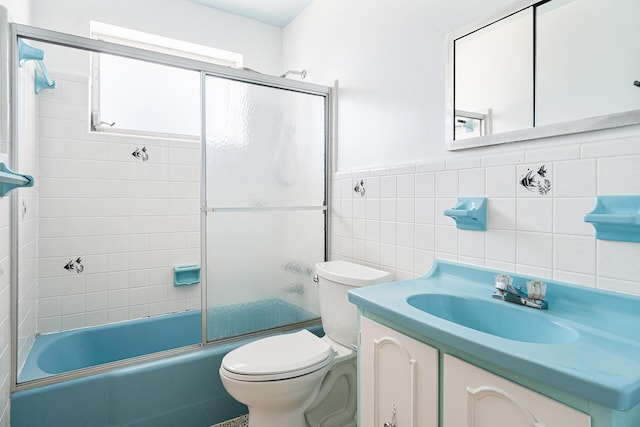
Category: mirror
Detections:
[
  {"x1": 454, "y1": 8, "x2": 533, "y2": 139},
  {"x1": 447, "y1": 0, "x2": 640, "y2": 150}
]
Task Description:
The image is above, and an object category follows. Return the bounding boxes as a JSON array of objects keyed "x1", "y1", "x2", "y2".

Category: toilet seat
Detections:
[{"x1": 221, "y1": 330, "x2": 335, "y2": 382}]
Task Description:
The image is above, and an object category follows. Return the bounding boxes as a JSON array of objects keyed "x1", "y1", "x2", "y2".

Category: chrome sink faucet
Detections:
[{"x1": 492, "y1": 274, "x2": 549, "y2": 310}]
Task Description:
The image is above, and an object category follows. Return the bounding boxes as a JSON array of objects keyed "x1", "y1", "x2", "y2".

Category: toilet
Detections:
[{"x1": 219, "y1": 260, "x2": 392, "y2": 427}]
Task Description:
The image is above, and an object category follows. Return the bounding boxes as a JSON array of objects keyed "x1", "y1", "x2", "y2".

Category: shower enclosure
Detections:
[{"x1": 9, "y1": 23, "x2": 330, "y2": 390}]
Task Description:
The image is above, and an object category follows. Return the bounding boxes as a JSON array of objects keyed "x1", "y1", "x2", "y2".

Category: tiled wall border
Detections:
[{"x1": 331, "y1": 134, "x2": 640, "y2": 296}]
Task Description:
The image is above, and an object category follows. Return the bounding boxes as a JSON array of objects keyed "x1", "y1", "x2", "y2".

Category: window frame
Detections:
[{"x1": 89, "y1": 21, "x2": 243, "y2": 139}]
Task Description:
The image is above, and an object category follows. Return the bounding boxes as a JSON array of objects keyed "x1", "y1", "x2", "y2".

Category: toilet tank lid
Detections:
[{"x1": 315, "y1": 261, "x2": 392, "y2": 287}]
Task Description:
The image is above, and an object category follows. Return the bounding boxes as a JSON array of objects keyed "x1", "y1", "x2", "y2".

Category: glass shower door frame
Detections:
[
  {"x1": 10, "y1": 23, "x2": 332, "y2": 391},
  {"x1": 199, "y1": 71, "x2": 332, "y2": 344}
]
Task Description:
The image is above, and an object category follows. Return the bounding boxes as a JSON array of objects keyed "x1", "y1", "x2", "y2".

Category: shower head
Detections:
[{"x1": 281, "y1": 69, "x2": 307, "y2": 79}]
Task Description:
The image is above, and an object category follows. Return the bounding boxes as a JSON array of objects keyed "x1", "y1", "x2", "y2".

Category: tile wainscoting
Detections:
[{"x1": 331, "y1": 134, "x2": 640, "y2": 296}]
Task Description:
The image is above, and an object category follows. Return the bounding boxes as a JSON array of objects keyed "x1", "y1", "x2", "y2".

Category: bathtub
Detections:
[{"x1": 12, "y1": 299, "x2": 321, "y2": 427}]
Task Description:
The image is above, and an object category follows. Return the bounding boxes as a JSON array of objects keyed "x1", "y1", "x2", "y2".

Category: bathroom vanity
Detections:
[{"x1": 349, "y1": 261, "x2": 640, "y2": 427}]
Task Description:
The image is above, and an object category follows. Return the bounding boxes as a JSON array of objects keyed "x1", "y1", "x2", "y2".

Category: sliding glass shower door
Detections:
[{"x1": 203, "y1": 75, "x2": 327, "y2": 342}]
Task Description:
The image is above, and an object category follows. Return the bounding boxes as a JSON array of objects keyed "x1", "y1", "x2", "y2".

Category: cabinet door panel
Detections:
[
  {"x1": 443, "y1": 355, "x2": 590, "y2": 427},
  {"x1": 360, "y1": 317, "x2": 438, "y2": 427}
]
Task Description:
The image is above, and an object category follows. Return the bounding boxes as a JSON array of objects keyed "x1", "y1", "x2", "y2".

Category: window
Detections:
[{"x1": 90, "y1": 22, "x2": 243, "y2": 138}]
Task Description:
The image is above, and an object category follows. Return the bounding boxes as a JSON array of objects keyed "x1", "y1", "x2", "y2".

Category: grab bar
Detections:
[{"x1": 0, "y1": 162, "x2": 34, "y2": 197}]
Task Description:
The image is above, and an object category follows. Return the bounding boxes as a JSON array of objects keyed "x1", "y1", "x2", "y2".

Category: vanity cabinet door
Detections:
[
  {"x1": 443, "y1": 355, "x2": 590, "y2": 427},
  {"x1": 360, "y1": 317, "x2": 438, "y2": 427}
]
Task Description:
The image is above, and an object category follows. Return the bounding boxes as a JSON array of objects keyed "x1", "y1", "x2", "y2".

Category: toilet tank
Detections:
[{"x1": 315, "y1": 261, "x2": 392, "y2": 348}]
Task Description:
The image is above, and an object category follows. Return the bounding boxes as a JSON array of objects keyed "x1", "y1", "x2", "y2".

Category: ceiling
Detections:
[{"x1": 189, "y1": 0, "x2": 313, "y2": 28}]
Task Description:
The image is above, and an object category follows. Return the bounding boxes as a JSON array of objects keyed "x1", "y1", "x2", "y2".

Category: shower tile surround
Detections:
[
  {"x1": 34, "y1": 73, "x2": 201, "y2": 335},
  {"x1": 0, "y1": 157, "x2": 10, "y2": 423},
  {"x1": 331, "y1": 134, "x2": 640, "y2": 295},
  {"x1": 16, "y1": 66, "x2": 38, "y2": 377}
]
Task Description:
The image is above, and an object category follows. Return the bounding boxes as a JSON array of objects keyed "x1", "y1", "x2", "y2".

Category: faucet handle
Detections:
[
  {"x1": 526, "y1": 280, "x2": 547, "y2": 300},
  {"x1": 494, "y1": 274, "x2": 513, "y2": 291}
]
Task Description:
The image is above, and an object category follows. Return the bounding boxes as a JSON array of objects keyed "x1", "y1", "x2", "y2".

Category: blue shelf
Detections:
[
  {"x1": 584, "y1": 196, "x2": 640, "y2": 243},
  {"x1": 444, "y1": 197, "x2": 487, "y2": 231}
]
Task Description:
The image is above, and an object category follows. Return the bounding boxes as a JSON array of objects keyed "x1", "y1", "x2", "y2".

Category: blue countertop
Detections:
[{"x1": 348, "y1": 260, "x2": 640, "y2": 411}]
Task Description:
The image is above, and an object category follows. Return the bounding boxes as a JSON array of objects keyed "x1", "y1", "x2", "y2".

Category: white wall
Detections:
[
  {"x1": 283, "y1": 0, "x2": 517, "y2": 171},
  {"x1": 283, "y1": 0, "x2": 640, "y2": 172},
  {"x1": 31, "y1": 0, "x2": 284, "y2": 76},
  {"x1": 0, "y1": 0, "x2": 28, "y2": 23}
]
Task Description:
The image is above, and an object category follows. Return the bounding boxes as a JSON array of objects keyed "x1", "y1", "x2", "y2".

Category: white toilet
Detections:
[{"x1": 219, "y1": 260, "x2": 392, "y2": 427}]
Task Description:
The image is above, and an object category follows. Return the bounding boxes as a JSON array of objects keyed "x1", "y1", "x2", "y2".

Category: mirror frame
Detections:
[{"x1": 445, "y1": 0, "x2": 640, "y2": 151}]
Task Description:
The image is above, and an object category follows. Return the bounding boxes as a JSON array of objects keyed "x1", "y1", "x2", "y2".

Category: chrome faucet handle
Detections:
[
  {"x1": 494, "y1": 274, "x2": 513, "y2": 292},
  {"x1": 526, "y1": 280, "x2": 547, "y2": 300}
]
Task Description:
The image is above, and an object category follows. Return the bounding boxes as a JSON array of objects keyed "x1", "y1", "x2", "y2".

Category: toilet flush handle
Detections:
[{"x1": 313, "y1": 274, "x2": 319, "y2": 284}]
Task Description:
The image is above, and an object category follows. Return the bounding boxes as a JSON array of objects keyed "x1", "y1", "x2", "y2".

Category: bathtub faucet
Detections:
[{"x1": 492, "y1": 274, "x2": 548, "y2": 310}]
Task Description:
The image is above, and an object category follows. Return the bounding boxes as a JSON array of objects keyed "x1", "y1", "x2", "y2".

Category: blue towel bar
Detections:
[{"x1": 0, "y1": 162, "x2": 34, "y2": 197}]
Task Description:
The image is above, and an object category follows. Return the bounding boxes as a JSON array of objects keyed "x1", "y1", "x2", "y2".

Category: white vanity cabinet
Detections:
[
  {"x1": 443, "y1": 355, "x2": 590, "y2": 427},
  {"x1": 359, "y1": 317, "x2": 592, "y2": 427},
  {"x1": 359, "y1": 317, "x2": 439, "y2": 427}
]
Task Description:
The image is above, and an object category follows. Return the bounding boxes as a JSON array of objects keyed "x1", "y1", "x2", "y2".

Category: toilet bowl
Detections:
[
  {"x1": 219, "y1": 330, "x2": 350, "y2": 427},
  {"x1": 219, "y1": 260, "x2": 392, "y2": 427}
]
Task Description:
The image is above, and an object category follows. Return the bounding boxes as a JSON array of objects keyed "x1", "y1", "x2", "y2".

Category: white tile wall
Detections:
[
  {"x1": 17, "y1": 66, "x2": 38, "y2": 379},
  {"x1": 332, "y1": 133, "x2": 640, "y2": 295},
  {"x1": 35, "y1": 73, "x2": 201, "y2": 334},
  {"x1": 0, "y1": 153, "x2": 11, "y2": 426}
]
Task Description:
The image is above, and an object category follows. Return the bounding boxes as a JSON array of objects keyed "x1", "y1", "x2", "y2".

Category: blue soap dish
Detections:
[
  {"x1": 444, "y1": 197, "x2": 487, "y2": 231},
  {"x1": 173, "y1": 265, "x2": 201, "y2": 286},
  {"x1": 584, "y1": 196, "x2": 640, "y2": 243}
]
